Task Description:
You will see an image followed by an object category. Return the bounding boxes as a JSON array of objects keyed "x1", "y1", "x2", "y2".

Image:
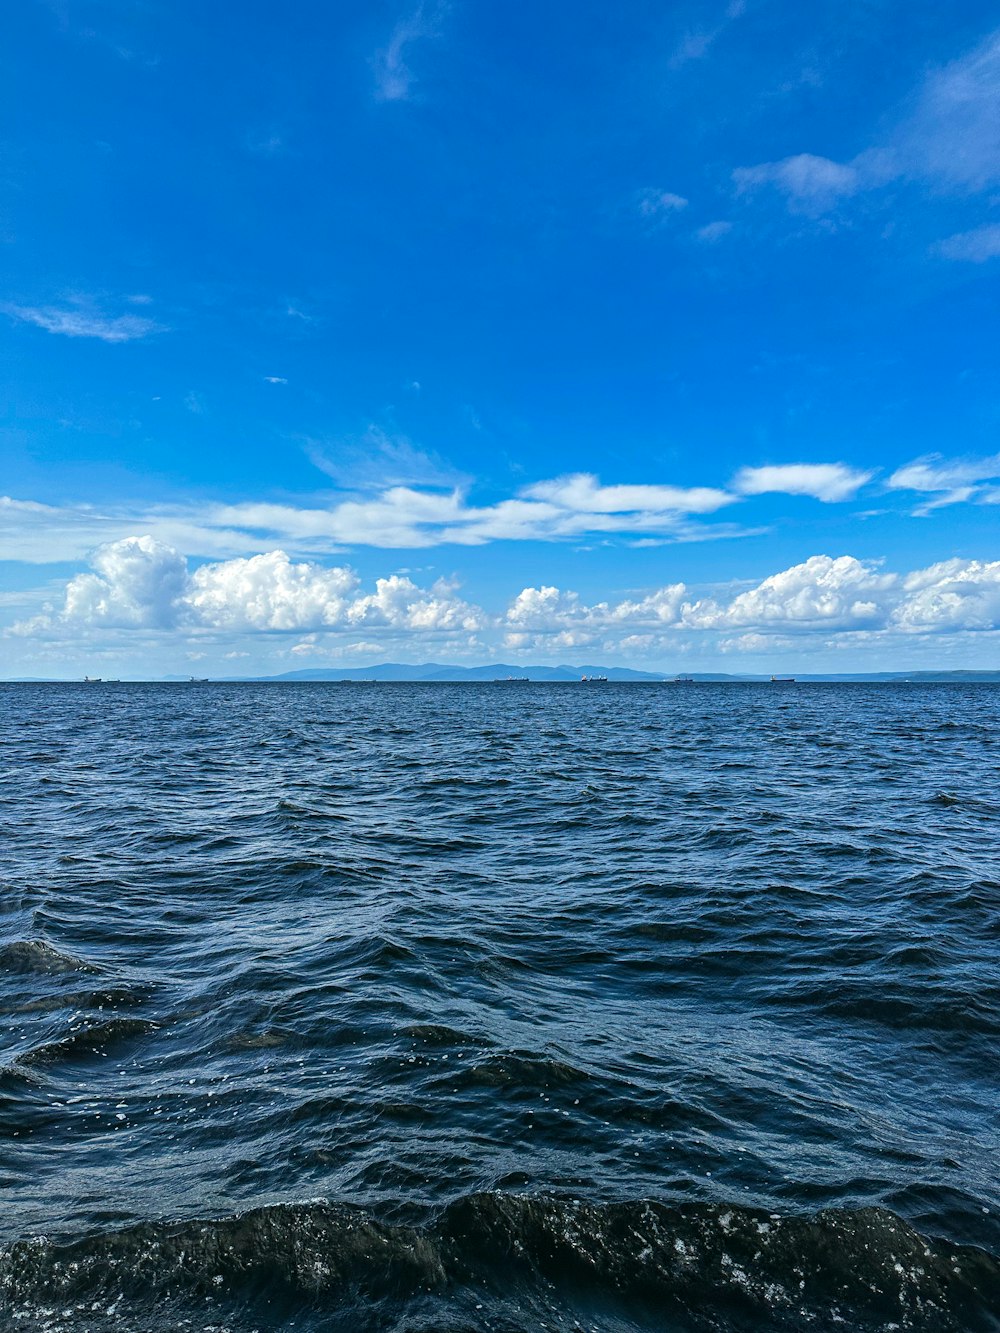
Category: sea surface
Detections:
[{"x1": 1, "y1": 681, "x2": 998, "y2": 1332}]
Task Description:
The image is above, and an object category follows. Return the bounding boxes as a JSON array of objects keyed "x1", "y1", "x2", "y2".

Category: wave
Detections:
[
  {"x1": 0, "y1": 940, "x2": 99, "y2": 975},
  {"x1": 2, "y1": 1194, "x2": 998, "y2": 1331},
  {"x1": 16, "y1": 1016, "x2": 160, "y2": 1068}
]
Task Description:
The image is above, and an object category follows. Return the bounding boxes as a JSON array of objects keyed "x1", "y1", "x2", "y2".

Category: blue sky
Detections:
[{"x1": 3, "y1": 0, "x2": 1000, "y2": 675}]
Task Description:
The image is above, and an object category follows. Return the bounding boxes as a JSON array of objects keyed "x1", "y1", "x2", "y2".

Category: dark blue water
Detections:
[{"x1": 1, "y1": 682, "x2": 998, "y2": 1331}]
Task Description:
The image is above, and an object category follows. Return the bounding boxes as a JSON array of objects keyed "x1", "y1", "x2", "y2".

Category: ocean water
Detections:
[{"x1": 1, "y1": 680, "x2": 998, "y2": 1333}]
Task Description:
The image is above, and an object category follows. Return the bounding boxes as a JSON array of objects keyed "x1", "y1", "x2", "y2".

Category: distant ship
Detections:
[
  {"x1": 83, "y1": 676, "x2": 102, "y2": 683},
  {"x1": 189, "y1": 676, "x2": 209, "y2": 683},
  {"x1": 494, "y1": 676, "x2": 530, "y2": 682},
  {"x1": 580, "y1": 675, "x2": 608, "y2": 683},
  {"x1": 770, "y1": 675, "x2": 796, "y2": 683},
  {"x1": 672, "y1": 675, "x2": 695, "y2": 683}
]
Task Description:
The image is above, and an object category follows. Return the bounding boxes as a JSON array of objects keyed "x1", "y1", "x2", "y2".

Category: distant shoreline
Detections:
[{"x1": 6, "y1": 671, "x2": 1000, "y2": 685}]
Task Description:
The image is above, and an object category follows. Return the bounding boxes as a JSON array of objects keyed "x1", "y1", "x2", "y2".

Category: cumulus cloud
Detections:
[
  {"x1": 732, "y1": 463, "x2": 873, "y2": 502},
  {"x1": 346, "y1": 574, "x2": 483, "y2": 631},
  {"x1": 13, "y1": 543, "x2": 1000, "y2": 655},
  {"x1": 19, "y1": 538, "x2": 480, "y2": 637},
  {"x1": 502, "y1": 555, "x2": 1000, "y2": 646},
  {"x1": 684, "y1": 556, "x2": 894, "y2": 629},
  {"x1": 895, "y1": 560, "x2": 1000, "y2": 630},
  {"x1": 60, "y1": 536, "x2": 189, "y2": 628},
  {"x1": 3, "y1": 303, "x2": 166, "y2": 342},
  {"x1": 188, "y1": 552, "x2": 359, "y2": 630},
  {"x1": 502, "y1": 582, "x2": 689, "y2": 650}
]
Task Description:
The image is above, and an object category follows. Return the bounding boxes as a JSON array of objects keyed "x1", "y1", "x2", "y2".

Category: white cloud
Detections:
[
  {"x1": 1, "y1": 470, "x2": 748, "y2": 564},
  {"x1": 3, "y1": 303, "x2": 166, "y2": 342},
  {"x1": 264, "y1": 375, "x2": 288, "y2": 385},
  {"x1": 895, "y1": 559, "x2": 1000, "y2": 630},
  {"x1": 636, "y1": 189, "x2": 688, "y2": 222},
  {"x1": 501, "y1": 554, "x2": 1000, "y2": 645},
  {"x1": 684, "y1": 556, "x2": 894, "y2": 629},
  {"x1": 523, "y1": 473, "x2": 735, "y2": 517},
  {"x1": 57, "y1": 536, "x2": 189, "y2": 628},
  {"x1": 732, "y1": 462, "x2": 873, "y2": 502},
  {"x1": 13, "y1": 545, "x2": 1000, "y2": 656},
  {"x1": 347, "y1": 574, "x2": 483, "y2": 631},
  {"x1": 670, "y1": 1, "x2": 745, "y2": 67},
  {"x1": 505, "y1": 585, "x2": 582, "y2": 628},
  {"x1": 719, "y1": 632, "x2": 797, "y2": 654},
  {"x1": 19, "y1": 539, "x2": 481, "y2": 637},
  {"x1": 307, "y1": 427, "x2": 465, "y2": 490},
  {"x1": 895, "y1": 30, "x2": 1000, "y2": 192},
  {"x1": 732, "y1": 29, "x2": 1000, "y2": 218},
  {"x1": 372, "y1": 5, "x2": 441, "y2": 102},
  {"x1": 188, "y1": 552, "x2": 359, "y2": 630},
  {"x1": 696, "y1": 220, "x2": 733, "y2": 243},
  {"x1": 937, "y1": 224, "x2": 1000, "y2": 262},
  {"x1": 732, "y1": 153, "x2": 860, "y2": 214},
  {"x1": 887, "y1": 452, "x2": 1000, "y2": 510}
]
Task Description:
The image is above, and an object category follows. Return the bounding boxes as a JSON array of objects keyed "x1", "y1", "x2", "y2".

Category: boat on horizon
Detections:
[
  {"x1": 580, "y1": 675, "x2": 608, "y2": 683},
  {"x1": 770, "y1": 675, "x2": 796, "y2": 683}
]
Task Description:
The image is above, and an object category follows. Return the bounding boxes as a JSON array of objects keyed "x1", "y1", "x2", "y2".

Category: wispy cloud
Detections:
[
  {"x1": 733, "y1": 154, "x2": 859, "y2": 215},
  {"x1": 523, "y1": 473, "x2": 734, "y2": 517},
  {"x1": 3, "y1": 303, "x2": 166, "y2": 342},
  {"x1": 937, "y1": 224, "x2": 1000, "y2": 262},
  {"x1": 246, "y1": 129, "x2": 285, "y2": 156},
  {"x1": 669, "y1": 0, "x2": 745, "y2": 68},
  {"x1": 372, "y1": 5, "x2": 443, "y2": 103},
  {"x1": 0, "y1": 456, "x2": 891, "y2": 567},
  {"x1": 306, "y1": 427, "x2": 465, "y2": 491},
  {"x1": 635, "y1": 189, "x2": 688, "y2": 224},
  {"x1": 695, "y1": 220, "x2": 733, "y2": 243},
  {"x1": 0, "y1": 471, "x2": 746, "y2": 566},
  {"x1": 732, "y1": 28, "x2": 1000, "y2": 218},
  {"x1": 733, "y1": 463, "x2": 873, "y2": 503},
  {"x1": 264, "y1": 375, "x2": 289, "y2": 385},
  {"x1": 887, "y1": 452, "x2": 1000, "y2": 512},
  {"x1": 894, "y1": 29, "x2": 1000, "y2": 192}
]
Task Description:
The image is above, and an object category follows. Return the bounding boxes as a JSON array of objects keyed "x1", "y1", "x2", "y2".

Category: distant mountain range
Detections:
[
  {"x1": 225, "y1": 664, "x2": 1000, "y2": 683},
  {"x1": 9, "y1": 665, "x2": 1000, "y2": 683}
]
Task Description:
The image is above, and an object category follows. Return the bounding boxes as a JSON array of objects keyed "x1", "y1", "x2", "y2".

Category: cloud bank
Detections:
[{"x1": 16, "y1": 542, "x2": 1000, "y2": 659}]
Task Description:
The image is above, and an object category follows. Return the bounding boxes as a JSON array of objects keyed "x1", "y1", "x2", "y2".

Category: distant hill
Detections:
[{"x1": 244, "y1": 662, "x2": 667, "y2": 682}]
